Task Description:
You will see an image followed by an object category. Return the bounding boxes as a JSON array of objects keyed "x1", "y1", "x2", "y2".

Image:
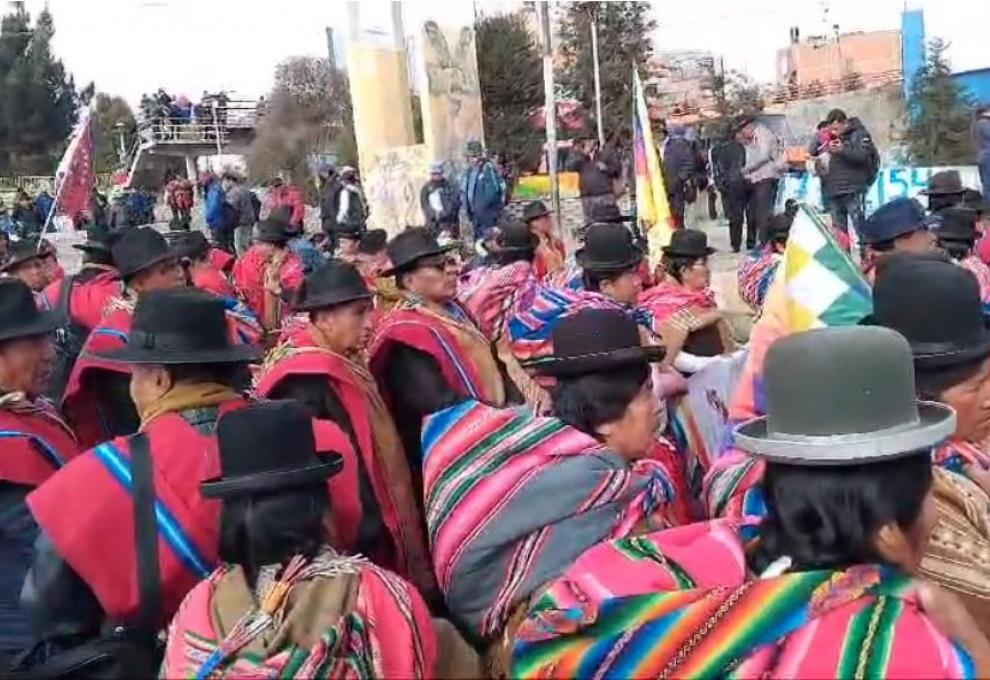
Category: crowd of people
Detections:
[
  {"x1": 139, "y1": 88, "x2": 235, "y2": 141},
  {"x1": 4, "y1": 105, "x2": 990, "y2": 677}
]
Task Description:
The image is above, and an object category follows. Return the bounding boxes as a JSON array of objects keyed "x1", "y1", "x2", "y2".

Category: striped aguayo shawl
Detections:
[
  {"x1": 736, "y1": 246, "x2": 781, "y2": 313},
  {"x1": 422, "y1": 400, "x2": 680, "y2": 639},
  {"x1": 511, "y1": 520, "x2": 976, "y2": 678}
]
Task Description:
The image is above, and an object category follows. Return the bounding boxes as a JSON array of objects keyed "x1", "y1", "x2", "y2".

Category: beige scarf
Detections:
[{"x1": 138, "y1": 381, "x2": 240, "y2": 429}]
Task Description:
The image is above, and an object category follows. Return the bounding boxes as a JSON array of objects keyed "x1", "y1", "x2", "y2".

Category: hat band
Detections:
[
  {"x1": 130, "y1": 329, "x2": 228, "y2": 353},
  {"x1": 765, "y1": 414, "x2": 922, "y2": 446},
  {"x1": 910, "y1": 338, "x2": 986, "y2": 357}
]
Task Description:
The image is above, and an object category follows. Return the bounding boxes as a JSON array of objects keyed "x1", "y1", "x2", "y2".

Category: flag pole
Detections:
[
  {"x1": 591, "y1": 13, "x2": 605, "y2": 147},
  {"x1": 538, "y1": 0, "x2": 567, "y2": 251}
]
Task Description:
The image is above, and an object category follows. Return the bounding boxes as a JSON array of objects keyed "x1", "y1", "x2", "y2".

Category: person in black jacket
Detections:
[
  {"x1": 567, "y1": 138, "x2": 621, "y2": 220},
  {"x1": 419, "y1": 163, "x2": 461, "y2": 238},
  {"x1": 810, "y1": 109, "x2": 879, "y2": 248},
  {"x1": 711, "y1": 135, "x2": 749, "y2": 252},
  {"x1": 318, "y1": 164, "x2": 342, "y2": 245},
  {"x1": 658, "y1": 123, "x2": 698, "y2": 229}
]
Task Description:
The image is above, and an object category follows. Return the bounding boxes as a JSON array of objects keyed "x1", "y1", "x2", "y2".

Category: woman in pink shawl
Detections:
[
  {"x1": 161, "y1": 401, "x2": 478, "y2": 679},
  {"x1": 640, "y1": 229, "x2": 735, "y2": 373}
]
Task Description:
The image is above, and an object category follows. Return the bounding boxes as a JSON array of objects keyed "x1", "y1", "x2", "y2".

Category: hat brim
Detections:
[
  {"x1": 0, "y1": 309, "x2": 63, "y2": 343},
  {"x1": 118, "y1": 251, "x2": 178, "y2": 279},
  {"x1": 575, "y1": 248, "x2": 644, "y2": 273},
  {"x1": 0, "y1": 253, "x2": 44, "y2": 273},
  {"x1": 72, "y1": 242, "x2": 111, "y2": 254},
  {"x1": 921, "y1": 187, "x2": 965, "y2": 196},
  {"x1": 294, "y1": 290, "x2": 374, "y2": 312},
  {"x1": 732, "y1": 400, "x2": 955, "y2": 464},
  {"x1": 660, "y1": 246, "x2": 717, "y2": 257},
  {"x1": 524, "y1": 345, "x2": 665, "y2": 377},
  {"x1": 92, "y1": 342, "x2": 262, "y2": 365},
  {"x1": 524, "y1": 210, "x2": 551, "y2": 221},
  {"x1": 859, "y1": 315, "x2": 990, "y2": 368},
  {"x1": 200, "y1": 454, "x2": 344, "y2": 499},
  {"x1": 381, "y1": 244, "x2": 457, "y2": 277}
]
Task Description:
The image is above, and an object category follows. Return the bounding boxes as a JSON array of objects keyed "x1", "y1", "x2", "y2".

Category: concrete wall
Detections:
[
  {"x1": 766, "y1": 82, "x2": 908, "y2": 164},
  {"x1": 781, "y1": 31, "x2": 901, "y2": 87}
]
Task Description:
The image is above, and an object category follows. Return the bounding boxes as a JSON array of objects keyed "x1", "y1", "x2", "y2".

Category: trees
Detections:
[
  {"x1": 904, "y1": 38, "x2": 975, "y2": 166},
  {"x1": 558, "y1": 1, "x2": 655, "y2": 141},
  {"x1": 0, "y1": 5, "x2": 78, "y2": 174},
  {"x1": 247, "y1": 56, "x2": 355, "y2": 192},
  {"x1": 475, "y1": 11, "x2": 544, "y2": 171},
  {"x1": 92, "y1": 94, "x2": 136, "y2": 173}
]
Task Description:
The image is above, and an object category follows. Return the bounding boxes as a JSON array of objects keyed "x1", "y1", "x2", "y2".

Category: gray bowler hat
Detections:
[{"x1": 734, "y1": 326, "x2": 955, "y2": 464}]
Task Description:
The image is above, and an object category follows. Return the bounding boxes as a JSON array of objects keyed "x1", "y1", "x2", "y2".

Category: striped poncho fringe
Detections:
[{"x1": 422, "y1": 400, "x2": 679, "y2": 638}]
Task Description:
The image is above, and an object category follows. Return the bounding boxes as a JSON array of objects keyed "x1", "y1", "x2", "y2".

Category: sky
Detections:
[{"x1": 16, "y1": 0, "x2": 990, "y2": 108}]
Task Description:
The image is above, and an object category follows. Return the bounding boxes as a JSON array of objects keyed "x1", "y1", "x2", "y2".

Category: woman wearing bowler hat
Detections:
[
  {"x1": 642, "y1": 228, "x2": 735, "y2": 371},
  {"x1": 369, "y1": 227, "x2": 514, "y2": 468},
  {"x1": 160, "y1": 401, "x2": 479, "y2": 678},
  {"x1": 62, "y1": 227, "x2": 186, "y2": 449},
  {"x1": 422, "y1": 308, "x2": 686, "y2": 670},
  {"x1": 256, "y1": 259, "x2": 435, "y2": 602},
  {"x1": 512, "y1": 326, "x2": 990, "y2": 677},
  {"x1": 522, "y1": 200, "x2": 565, "y2": 279}
]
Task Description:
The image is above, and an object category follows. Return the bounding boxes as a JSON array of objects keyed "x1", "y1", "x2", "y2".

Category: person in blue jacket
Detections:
[
  {"x1": 203, "y1": 173, "x2": 234, "y2": 252},
  {"x1": 460, "y1": 141, "x2": 505, "y2": 241}
]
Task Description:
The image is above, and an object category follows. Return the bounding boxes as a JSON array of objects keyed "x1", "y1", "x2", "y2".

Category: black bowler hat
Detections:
[
  {"x1": 935, "y1": 207, "x2": 978, "y2": 243},
  {"x1": 523, "y1": 307, "x2": 664, "y2": 377},
  {"x1": 589, "y1": 202, "x2": 632, "y2": 224},
  {"x1": 0, "y1": 238, "x2": 44, "y2": 273},
  {"x1": 294, "y1": 259, "x2": 373, "y2": 311},
  {"x1": 382, "y1": 226, "x2": 455, "y2": 276},
  {"x1": 921, "y1": 170, "x2": 965, "y2": 196},
  {"x1": 358, "y1": 229, "x2": 387, "y2": 255},
  {"x1": 72, "y1": 223, "x2": 113, "y2": 254},
  {"x1": 495, "y1": 219, "x2": 538, "y2": 254},
  {"x1": 522, "y1": 201, "x2": 550, "y2": 222},
  {"x1": 865, "y1": 257, "x2": 990, "y2": 369},
  {"x1": 200, "y1": 400, "x2": 343, "y2": 499},
  {"x1": 962, "y1": 189, "x2": 986, "y2": 216},
  {"x1": 170, "y1": 231, "x2": 210, "y2": 260},
  {"x1": 254, "y1": 219, "x2": 290, "y2": 245},
  {"x1": 661, "y1": 229, "x2": 716, "y2": 258},
  {"x1": 112, "y1": 227, "x2": 177, "y2": 279},
  {"x1": 576, "y1": 224, "x2": 643, "y2": 273},
  {"x1": 336, "y1": 220, "x2": 363, "y2": 239},
  {"x1": 0, "y1": 279, "x2": 61, "y2": 342},
  {"x1": 94, "y1": 288, "x2": 261, "y2": 364},
  {"x1": 734, "y1": 326, "x2": 955, "y2": 463},
  {"x1": 731, "y1": 113, "x2": 756, "y2": 134}
]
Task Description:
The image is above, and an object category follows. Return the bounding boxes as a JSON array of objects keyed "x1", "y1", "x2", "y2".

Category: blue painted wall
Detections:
[
  {"x1": 953, "y1": 69, "x2": 990, "y2": 105},
  {"x1": 901, "y1": 9, "x2": 926, "y2": 101}
]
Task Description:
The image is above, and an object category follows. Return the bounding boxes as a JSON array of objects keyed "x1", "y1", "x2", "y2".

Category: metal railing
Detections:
[{"x1": 135, "y1": 100, "x2": 266, "y2": 147}]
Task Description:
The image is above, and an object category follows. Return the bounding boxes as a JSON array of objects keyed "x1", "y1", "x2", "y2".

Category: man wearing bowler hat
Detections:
[
  {"x1": 256, "y1": 260, "x2": 434, "y2": 600},
  {"x1": 370, "y1": 227, "x2": 512, "y2": 468},
  {"x1": 921, "y1": 169, "x2": 967, "y2": 213},
  {"x1": 934, "y1": 207, "x2": 990, "y2": 306},
  {"x1": 0, "y1": 280, "x2": 81, "y2": 658},
  {"x1": 41, "y1": 223, "x2": 121, "y2": 333},
  {"x1": 62, "y1": 227, "x2": 186, "y2": 449},
  {"x1": 859, "y1": 197, "x2": 938, "y2": 279},
  {"x1": 420, "y1": 162, "x2": 461, "y2": 239},
  {"x1": 523, "y1": 200, "x2": 565, "y2": 279},
  {"x1": 0, "y1": 238, "x2": 50, "y2": 297},
  {"x1": 20, "y1": 289, "x2": 356, "y2": 664},
  {"x1": 232, "y1": 218, "x2": 304, "y2": 335}
]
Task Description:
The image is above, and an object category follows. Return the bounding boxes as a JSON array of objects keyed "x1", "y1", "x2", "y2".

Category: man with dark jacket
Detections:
[
  {"x1": 567, "y1": 138, "x2": 621, "y2": 221},
  {"x1": 976, "y1": 106, "x2": 990, "y2": 202},
  {"x1": 659, "y1": 123, "x2": 700, "y2": 229},
  {"x1": 318, "y1": 165, "x2": 342, "y2": 244},
  {"x1": 223, "y1": 173, "x2": 256, "y2": 256},
  {"x1": 711, "y1": 135, "x2": 749, "y2": 252},
  {"x1": 420, "y1": 163, "x2": 461, "y2": 237},
  {"x1": 810, "y1": 108, "x2": 879, "y2": 247}
]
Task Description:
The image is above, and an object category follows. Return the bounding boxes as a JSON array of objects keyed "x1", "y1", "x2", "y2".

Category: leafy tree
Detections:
[
  {"x1": 92, "y1": 93, "x2": 136, "y2": 173},
  {"x1": 0, "y1": 5, "x2": 78, "y2": 174},
  {"x1": 247, "y1": 56, "x2": 355, "y2": 194},
  {"x1": 702, "y1": 66, "x2": 764, "y2": 118},
  {"x1": 558, "y1": 1, "x2": 655, "y2": 142},
  {"x1": 904, "y1": 38, "x2": 975, "y2": 166},
  {"x1": 475, "y1": 11, "x2": 544, "y2": 171}
]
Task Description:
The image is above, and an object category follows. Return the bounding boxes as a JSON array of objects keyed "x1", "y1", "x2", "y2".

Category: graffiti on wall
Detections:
[
  {"x1": 364, "y1": 144, "x2": 431, "y2": 235},
  {"x1": 779, "y1": 166, "x2": 981, "y2": 214},
  {"x1": 421, "y1": 21, "x2": 485, "y2": 163}
]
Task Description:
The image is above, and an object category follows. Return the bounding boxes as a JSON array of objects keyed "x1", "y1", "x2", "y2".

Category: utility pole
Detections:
[
  {"x1": 538, "y1": 1, "x2": 566, "y2": 249},
  {"x1": 590, "y1": 12, "x2": 605, "y2": 146}
]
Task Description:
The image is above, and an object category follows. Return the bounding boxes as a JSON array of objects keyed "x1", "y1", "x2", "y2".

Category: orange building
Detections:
[{"x1": 777, "y1": 30, "x2": 901, "y2": 88}]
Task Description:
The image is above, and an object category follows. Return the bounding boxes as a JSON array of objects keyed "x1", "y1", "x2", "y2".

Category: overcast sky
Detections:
[{"x1": 17, "y1": 0, "x2": 990, "y2": 107}]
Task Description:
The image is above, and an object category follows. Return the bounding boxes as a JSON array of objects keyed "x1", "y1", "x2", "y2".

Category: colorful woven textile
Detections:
[
  {"x1": 511, "y1": 520, "x2": 975, "y2": 679},
  {"x1": 161, "y1": 551, "x2": 440, "y2": 678},
  {"x1": 422, "y1": 399, "x2": 681, "y2": 638},
  {"x1": 639, "y1": 279, "x2": 716, "y2": 329},
  {"x1": 961, "y1": 255, "x2": 990, "y2": 306},
  {"x1": 736, "y1": 246, "x2": 781, "y2": 313},
  {"x1": 457, "y1": 261, "x2": 536, "y2": 340}
]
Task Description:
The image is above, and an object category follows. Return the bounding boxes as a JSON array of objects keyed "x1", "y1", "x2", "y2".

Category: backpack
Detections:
[{"x1": 44, "y1": 276, "x2": 89, "y2": 403}]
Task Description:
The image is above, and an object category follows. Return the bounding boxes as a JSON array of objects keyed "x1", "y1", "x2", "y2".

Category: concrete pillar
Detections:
[{"x1": 184, "y1": 153, "x2": 197, "y2": 183}]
